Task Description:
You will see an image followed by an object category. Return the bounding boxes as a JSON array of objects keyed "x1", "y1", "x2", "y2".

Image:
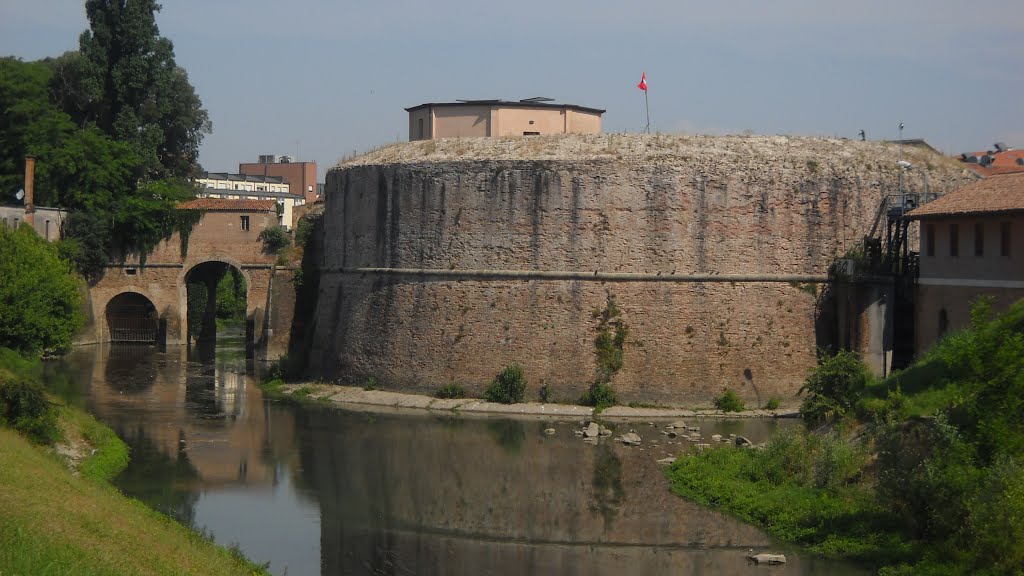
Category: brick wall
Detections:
[{"x1": 85, "y1": 210, "x2": 278, "y2": 346}]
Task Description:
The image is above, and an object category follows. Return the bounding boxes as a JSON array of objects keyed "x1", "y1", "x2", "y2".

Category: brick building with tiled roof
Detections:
[{"x1": 906, "y1": 172, "x2": 1024, "y2": 352}]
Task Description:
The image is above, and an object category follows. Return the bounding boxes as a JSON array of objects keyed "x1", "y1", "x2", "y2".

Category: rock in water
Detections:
[
  {"x1": 584, "y1": 422, "x2": 600, "y2": 438},
  {"x1": 619, "y1": 432, "x2": 642, "y2": 446}
]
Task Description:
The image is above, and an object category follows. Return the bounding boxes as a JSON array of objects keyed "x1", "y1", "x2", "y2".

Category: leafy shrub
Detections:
[
  {"x1": 812, "y1": 433, "x2": 865, "y2": 490},
  {"x1": 0, "y1": 225, "x2": 84, "y2": 355},
  {"x1": 257, "y1": 225, "x2": 290, "y2": 255},
  {"x1": 746, "y1": 428, "x2": 812, "y2": 485},
  {"x1": 538, "y1": 382, "x2": 552, "y2": 403},
  {"x1": 765, "y1": 398, "x2": 781, "y2": 410},
  {"x1": 435, "y1": 384, "x2": 465, "y2": 399},
  {"x1": 799, "y1": 350, "x2": 873, "y2": 425},
  {"x1": 266, "y1": 354, "x2": 300, "y2": 382},
  {"x1": 580, "y1": 381, "x2": 617, "y2": 410},
  {"x1": 293, "y1": 217, "x2": 315, "y2": 248},
  {"x1": 966, "y1": 456, "x2": 1024, "y2": 572},
  {"x1": 714, "y1": 389, "x2": 745, "y2": 412},
  {"x1": 363, "y1": 377, "x2": 378, "y2": 391},
  {"x1": 484, "y1": 364, "x2": 526, "y2": 404},
  {"x1": 0, "y1": 370, "x2": 61, "y2": 444}
]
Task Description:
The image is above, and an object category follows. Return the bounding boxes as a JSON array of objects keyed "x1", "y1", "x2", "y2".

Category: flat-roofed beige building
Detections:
[
  {"x1": 906, "y1": 172, "x2": 1024, "y2": 352},
  {"x1": 406, "y1": 99, "x2": 604, "y2": 141}
]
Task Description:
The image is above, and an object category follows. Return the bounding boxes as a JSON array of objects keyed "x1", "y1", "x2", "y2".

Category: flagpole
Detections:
[{"x1": 644, "y1": 90, "x2": 650, "y2": 134}]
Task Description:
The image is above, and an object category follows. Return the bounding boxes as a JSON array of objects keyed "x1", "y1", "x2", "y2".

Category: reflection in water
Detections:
[
  {"x1": 45, "y1": 344, "x2": 868, "y2": 576},
  {"x1": 590, "y1": 443, "x2": 625, "y2": 527}
]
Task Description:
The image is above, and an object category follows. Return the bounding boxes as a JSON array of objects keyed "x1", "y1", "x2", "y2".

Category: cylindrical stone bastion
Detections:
[{"x1": 310, "y1": 134, "x2": 971, "y2": 406}]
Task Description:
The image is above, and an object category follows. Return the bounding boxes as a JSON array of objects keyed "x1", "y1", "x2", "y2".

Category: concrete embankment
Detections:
[{"x1": 276, "y1": 382, "x2": 799, "y2": 421}]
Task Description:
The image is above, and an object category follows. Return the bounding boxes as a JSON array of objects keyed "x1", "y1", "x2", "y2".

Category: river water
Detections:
[{"x1": 43, "y1": 337, "x2": 867, "y2": 576}]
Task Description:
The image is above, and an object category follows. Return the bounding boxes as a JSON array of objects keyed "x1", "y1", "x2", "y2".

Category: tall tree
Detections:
[{"x1": 78, "y1": 0, "x2": 210, "y2": 180}]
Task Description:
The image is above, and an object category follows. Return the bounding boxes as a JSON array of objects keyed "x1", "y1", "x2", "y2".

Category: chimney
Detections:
[{"x1": 24, "y1": 156, "x2": 35, "y2": 226}]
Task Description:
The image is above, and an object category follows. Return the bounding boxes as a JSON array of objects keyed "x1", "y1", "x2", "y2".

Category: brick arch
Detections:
[
  {"x1": 93, "y1": 285, "x2": 180, "y2": 344},
  {"x1": 180, "y1": 257, "x2": 256, "y2": 312}
]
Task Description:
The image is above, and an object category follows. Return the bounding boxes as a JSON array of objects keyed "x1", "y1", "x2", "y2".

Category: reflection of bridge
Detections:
[{"x1": 81, "y1": 200, "x2": 294, "y2": 357}]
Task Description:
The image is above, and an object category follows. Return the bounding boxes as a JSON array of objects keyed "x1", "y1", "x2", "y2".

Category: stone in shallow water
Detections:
[
  {"x1": 544, "y1": 428, "x2": 556, "y2": 436},
  {"x1": 619, "y1": 432, "x2": 642, "y2": 446},
  {"x1": 584, "y1": 422, "x2": 600, "y2": 438}
]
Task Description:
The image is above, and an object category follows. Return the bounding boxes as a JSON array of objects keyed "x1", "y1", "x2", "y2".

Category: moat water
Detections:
[{"x1": 43, "y1": 337, "x2": 868, "y2": 576}]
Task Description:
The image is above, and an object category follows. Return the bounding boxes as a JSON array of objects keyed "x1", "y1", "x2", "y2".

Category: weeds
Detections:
[{"x1": 435, "y1": 384, "x2": 466, "y2": 399}]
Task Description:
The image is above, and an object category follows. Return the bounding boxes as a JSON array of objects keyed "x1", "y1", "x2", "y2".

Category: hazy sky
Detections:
[{"x1": 2, "y1": 0, "x2": 1021, "y2": 181}]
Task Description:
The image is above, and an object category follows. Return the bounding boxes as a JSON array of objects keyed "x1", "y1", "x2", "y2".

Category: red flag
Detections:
[{"x1": 637, "y1": 72, "x2": 648, "y2": 92}]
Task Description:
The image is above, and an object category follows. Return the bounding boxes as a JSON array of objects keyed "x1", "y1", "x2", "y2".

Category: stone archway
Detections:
[{"x1": 105, "y1": 292, "x2": 159, "y2": 344}]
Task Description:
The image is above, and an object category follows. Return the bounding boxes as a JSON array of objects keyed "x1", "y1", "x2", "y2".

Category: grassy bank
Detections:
[
  {"x1": 0, "y1": 349, "x2": 268, "y2": 576},
  {"x1": 667, "y1": 299, "x2": 1024, "y2": 575}
]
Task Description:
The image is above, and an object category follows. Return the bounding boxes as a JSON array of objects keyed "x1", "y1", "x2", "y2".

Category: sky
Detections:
[{"x1": 1, "y1": 0, "x2": 1022, "y2": 182}]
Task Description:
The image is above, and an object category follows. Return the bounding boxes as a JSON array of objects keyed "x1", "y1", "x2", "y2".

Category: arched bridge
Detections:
[{"x1": 83, "y1": 199, "x2": 291, "y2": 357}]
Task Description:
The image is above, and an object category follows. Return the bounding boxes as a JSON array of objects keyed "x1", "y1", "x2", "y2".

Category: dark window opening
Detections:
[
  {"x1": 126, "y1": 268, "x2": 137, "y2": 276},
  {"x1": 523, "y1": 131, "x2": 540, "y2": 136},
  {"x1": 975, "y1": 222, "x2": 984, "y2": 256},
  {"x1": 949, "y1": 223, "x2": 959, "y2": 257},
  {"x1": 1002, "y1": 222, "x2": 1012, "y2": 257},
  {"x1": 938, "y1": 309, "x2": 949, "y2": 339},
  {"x1": 926, "y1": 224, "x2": 935, "y2": 257},
  {"x1": 418, "y1": 118, "x2": 424, "y2": 140},
  {"x1": 240, "y1": 215, "x2": 250, "y2": 231}
]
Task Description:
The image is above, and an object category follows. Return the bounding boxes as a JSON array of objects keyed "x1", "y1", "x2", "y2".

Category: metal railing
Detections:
[{"x1": 107, "y1": 316, "x2": 158, "y2": 343}]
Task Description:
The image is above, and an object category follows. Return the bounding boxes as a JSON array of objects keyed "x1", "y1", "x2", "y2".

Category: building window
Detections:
[
  {"x1": 926, "y1": 224, "x2": 935, "y2": 257},
  {"x1": 949, "y1": 223, "x2": 959, "y2": 257},
  {"x1": 523, "y1": 131, "x2": 540, "y2": 136},
  {"x1": 1002, "y1": 222, "x2": 1012, "y2": 257},
  {"x1": 975, "y1": 222, "x2": 984, "y2": 257},
  {"x1": 938, "y1": 309, "x2": 948, "y2": 339},
  {"x1": 418, "y1": 118, "x2": 424, "y2": 140},
  {"x1": 240, "y1": 216, "x2": 250, "y2": 231}
]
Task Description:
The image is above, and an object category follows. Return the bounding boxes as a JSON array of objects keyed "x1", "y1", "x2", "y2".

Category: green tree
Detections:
[
  {"x1": 78, "y1": 0, "x2": 211, "y2": 180},
  {"x1": 257, "y1": 225, "x2": 290, "y2": 255},
  {"x1": 0, "y1": 225, "x2": 83, "y2": 355}
]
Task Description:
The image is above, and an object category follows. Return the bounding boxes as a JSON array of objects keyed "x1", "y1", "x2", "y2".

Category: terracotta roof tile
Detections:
[
  {"x1": 906, "y1": 172, "x2": 1024, "y2": 219},
  {"x1": 178, "y1": 198, "x2": 277, "y2": 212}
]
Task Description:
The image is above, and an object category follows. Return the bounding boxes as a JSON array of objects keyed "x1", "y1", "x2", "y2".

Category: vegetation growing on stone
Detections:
[
  {"x1": 668, "y1": 298, "x2": 1024, "y2": 574},
  {"x1": 257, "y1": 225, "x2": 291, "y2": 255},
  {"x1": 581, "y1": 296, "x2": 627, "y2": 410},
  {"x1": 484, "y1": 364, "x2": 527, "y2": 404}
]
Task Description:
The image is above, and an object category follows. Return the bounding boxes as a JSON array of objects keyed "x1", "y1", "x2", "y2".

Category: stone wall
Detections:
[{"x1": 311, "y1": 134, "x2": 972, "y2": 406}]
